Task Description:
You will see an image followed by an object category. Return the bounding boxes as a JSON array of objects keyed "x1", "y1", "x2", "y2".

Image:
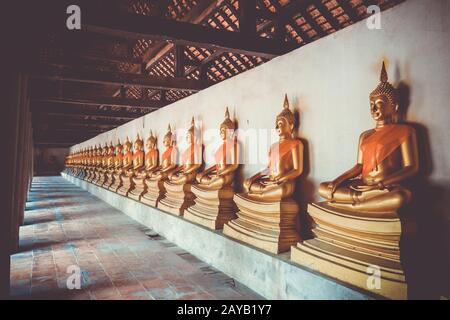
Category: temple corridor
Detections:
[{"x1": 9, "y1": 176, "x2": 261, "y2": 300}]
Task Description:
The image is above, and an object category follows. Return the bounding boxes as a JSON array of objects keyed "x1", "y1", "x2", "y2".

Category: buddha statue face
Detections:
[
  {"x1": 370, "y1": 94, "x2": 398, "y2": 122},
  {"x1": 186, "y1": 130, "x2": 195, "y2": 145},
  {"x1": 124, "y1": 143, "x2": 131, "y2": 153},
  {"x1": 369, "y1": 61, "x2": 398, "y2": 124},
  {"x1": 220, "y1": 127, "x2": 230, "y2": 141},
  {"x1": 146, "y1": 137, "x2": 156, "y2": 150},
  {"x1": 163, "y1": 135, "x2": 171, "y2": 148},
  {"x1": 134, "y1": 141, "x2": 143, "y2": 152},
  {"x1": 275, "y1": 95, "x2": 295, "y2": 138},
  {"x1": 276, "y1": 118, "x2": 293, "y2": 137},
  {"x1": 220, "y1": 107, "x2": 235, "y2": 141},
  {"x1": 115, "y1": 145, "x2": 122, "y2": 155}
]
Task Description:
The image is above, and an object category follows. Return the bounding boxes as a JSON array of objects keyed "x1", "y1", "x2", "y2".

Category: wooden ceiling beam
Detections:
[
  {"x1": 30, "y1": 64, "x2": 204, "y2": 92},
  {"x1": 31, "y1": 103, "x2": 140, "y2": 120},
  {"x1": 41, "y1": 50, "x2": 143, "y2": 66},
  {"x1": 31, "y1": 94, "x2": 163, "y2": 110},
  {"x1": 82, "y1": 7, "x2": 295, "y2": 59},
  {"x1": 239, "y1": 0, "x2": 257, "y2": 34}
]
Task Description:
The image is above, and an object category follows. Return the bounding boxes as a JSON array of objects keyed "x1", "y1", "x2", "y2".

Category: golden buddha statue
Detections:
[
  {"x1": 243, "y1": 95, "x2": 303, "y2": 201},
  {"x1": 224, "y1": 95, "x2": 303, "y2": 254},
  {"x1": 291, "y1": 62, "x2": 416, "y2": 299},
  {"x1": 185, "y1": 108, "x2": 240, "y2": 229},
  {"x1": 129, "y1": 131, "x2": 159, "y2": 201},
  {"x1": 195, "y1": 108, "x2": 238, "y2": 190},
  {"x1": 141, "y1": 125, "x2": 178, "y2": 207},
  {"x1": 118, "y1": 135, "x2": 144, "y2": 196},
  {"x1": 80, "y1": 148, "x2": 89, "y2": 179},
  {"x1": 318, "y1": 62, "x2": 418, "y2": 214},
  {"x1": 87, "y1": 145, "x2": 100, "y2": 182},
  {"x1": 94, "y1": 145, "x2": 104, "y2": 183},
  {"x1": 158, "y1": 117, "x2": 203, "y2": 215},
  {"x1": 95, "y1": 143, "x2": 109, "y2": 186},
  {"x1": 166, "y1": 117, "x2": 202, "y2": 185},
  {"x1": 83, "y1": 147, "x2": 91, "y2": 180},
  {"x1": 109, "y1": 140, "x2": 124, "y2": 192},
  {"x1": 103, "y1": 142, "x2": 117, "y2": 189}
]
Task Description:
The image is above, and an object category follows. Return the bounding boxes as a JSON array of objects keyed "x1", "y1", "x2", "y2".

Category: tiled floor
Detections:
[{"x1": 10, "y1": 176, "x2": 262, "y2": 300}]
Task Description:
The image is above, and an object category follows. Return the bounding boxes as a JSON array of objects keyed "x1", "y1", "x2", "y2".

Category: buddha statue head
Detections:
[
  {"x1": 108, "y1": 142, "x2": 114, "y2": 156},
  {"x1": 186, "y1": 117, "x2": 198, "y2": 144},
  {"x1": 276, "y1": 94, "x2": 295, "y2": 138},
  {"x1": 163, "y1": 124, "x2": 173, "y2": 148},
  {"x1": 134, "y1": 134, "x2": 144, "y2": 152},
  {"x1": 124, "y1": 136, "x2": 132, "y2": 153},
  {"x1": 369, "y1": 61, "x2": 399, "y2": 124},
  {"x1": 220, "y1": 107, "x2": 235, "y2": 141},
  {"x1": 115, "y1": 139, "x2": 123, "y2": 155},
  {"x1": 146, "y1": 130, "x2": 157, "y2": 150}
]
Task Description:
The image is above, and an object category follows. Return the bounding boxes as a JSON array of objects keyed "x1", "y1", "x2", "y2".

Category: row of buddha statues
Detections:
[{"x1": 64, "y1": 62, "x2": 418, "y2": 299}]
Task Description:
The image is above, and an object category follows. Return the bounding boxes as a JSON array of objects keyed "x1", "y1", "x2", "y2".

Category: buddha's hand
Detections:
[
  {"x1": 196, "y1": 172, "x2": 204, "y2": 181},
  {"x1": 351, "y1": 181, "x2": 385, "y2": 192},
  {"x1": 271, "y1": 175, "x2": 283, "y2": 184},
  {"x1": 327, "y1": 180, "x2": 340, "y2": 198}
]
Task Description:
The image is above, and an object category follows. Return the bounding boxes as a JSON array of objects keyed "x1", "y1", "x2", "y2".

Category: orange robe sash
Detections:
[
  {"x1": 145, "y1": 149, "x2": 158, "y2": 161},
  {"x1": 360, "y1": 124, "x2": 414, "y2": 175},
  {"x1": 214, "y1": 139, "x2": 236, "y2": 170},
  {"x1": 181, "y1": 144, "x2": 201, "y2": 165},
  {"x1": 133, "y1": 150, "x2": 144, "y2": 161},
  {"x1": 268, "y1": 139, "x2": 300, "y2": 171},
  {"x1": 162, "y1": 147, "x2": 174, "y2": 162}
]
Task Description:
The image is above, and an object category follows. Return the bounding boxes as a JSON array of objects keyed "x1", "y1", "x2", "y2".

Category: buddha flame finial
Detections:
[
  {"x1": 188, "y1": 116, "x2": 197, "y2": 135},
  {"x1": 221, "y1": 107, "x2": 235, "y2": 130},
  {"x1": 165, "y1": 124, "x2": 173, "y2": 140},
  {"x1": 148, "y1": 129, "x2": 157, "y2": 143},
  {"x1": 370, "y1": 61, "x2": 398, "y2": 106},
  {"x1": 283, "y1": 93, "x2": 289, "y2": 110},
  {"x1": 124, "y1": 136, "x2": 132, "y2": 148},
  {"x1": 276, "y1": 94, "x2": 295, "y2": 128},
  {"x1": 380, "y1": 61, "x2": 388, "y2": 83}
]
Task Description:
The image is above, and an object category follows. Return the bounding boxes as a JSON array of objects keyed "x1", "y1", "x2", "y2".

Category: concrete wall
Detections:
[{"x1": 70, "y1": 0, "x2": 450, "y2": 298}]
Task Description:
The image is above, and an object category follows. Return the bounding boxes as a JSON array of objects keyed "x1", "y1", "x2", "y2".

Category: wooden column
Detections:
[{"x1": 0, "y1": 71, "x2": 32, "y2": 298}]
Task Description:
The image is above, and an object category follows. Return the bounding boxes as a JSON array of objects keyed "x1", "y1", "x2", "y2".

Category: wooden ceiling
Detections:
[{"x1": 28, "y1": 0, "x2": 404, "y2": 147}]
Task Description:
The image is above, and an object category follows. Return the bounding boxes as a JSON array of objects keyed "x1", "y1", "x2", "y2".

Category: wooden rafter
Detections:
[
  {"x1": 31, "y1": 94, "x2": 163, "y2": 110},
  {"x1": 82, "y1": 8, "x2": 295, "y2": 59},
  {"x1": 30, "y1": 65, "x2": 204, "y2": 92}
]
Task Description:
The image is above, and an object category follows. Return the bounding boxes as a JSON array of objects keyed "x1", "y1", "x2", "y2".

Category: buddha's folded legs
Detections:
[
  {"x1": 197, "y1": 174, "x2": 231, "y2": 190},
  {"x1": 319, "y1": 180, "x2": 412, "y2": 213},
  {"x1": 245, "y1": 180, "x2": 294, "y2": 201},
  {"x1": 169, "y1": 171, "x2": 197, "y2": 185}
]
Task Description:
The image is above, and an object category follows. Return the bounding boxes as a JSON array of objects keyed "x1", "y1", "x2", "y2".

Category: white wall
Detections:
[
  {"x1": 71, "y1": 0, "x2": 450, "y2": 297},
  {"x1": 74, "y1": 0, "x2": 450, "y2": 193}
]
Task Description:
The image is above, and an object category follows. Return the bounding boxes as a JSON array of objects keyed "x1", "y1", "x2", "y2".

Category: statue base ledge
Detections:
[
  {"x1": 291, "y1": 240, "x2": 407, "y2": 300},
  {"x1": 184, "y1": 185, "x2": 237, "y2": 230},
  {"x1": 158, "y1": 182, "x2": 195, "y2": 216},
  {"x1": 141, "y1": 179, "x2": 165, "y2": 207},
  {"x1": 223, "y1": 194, "x2": 301, "y2": 254},
  {"x1": 291, "y1": 201, "x2": 407, "y2": 300}
]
